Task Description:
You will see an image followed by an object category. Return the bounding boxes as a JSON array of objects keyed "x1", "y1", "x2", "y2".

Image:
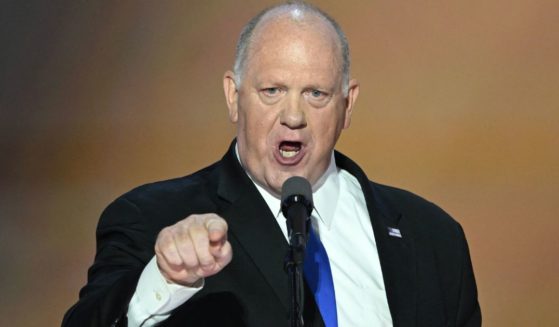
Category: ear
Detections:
[
  {"x1": 342, "y1": 78, "x2": 360, "y2": 129},
  {"x1": 223, "y1": 71, "x2": 239, "y2": 123}
]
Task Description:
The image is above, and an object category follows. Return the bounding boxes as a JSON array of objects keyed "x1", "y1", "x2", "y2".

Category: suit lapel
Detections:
[
  {"x1": 216, "y1": 142, "x2": 290, "y2": 311},
  {"x1": 213, "y1": 143, "x2": 417, "y2": 324},
  {"x1": 335, "y1": 151, "x2": 417, "y2": 327},
  {"x1": 369, "y1": 207, "x2": 417, "y2": 327}
]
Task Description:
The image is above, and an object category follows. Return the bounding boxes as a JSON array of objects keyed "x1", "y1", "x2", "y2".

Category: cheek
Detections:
[
  {"x1": 239, "y1": 111, "x2": 274, "y2": 151},
  {"x1": 313, "y1": 111, "x2": 342, "y2": 136}
]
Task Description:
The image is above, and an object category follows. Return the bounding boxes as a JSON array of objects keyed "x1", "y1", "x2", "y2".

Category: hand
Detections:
[{"x1": 154, "y1": 213, "x2": 233, "y2": 286}]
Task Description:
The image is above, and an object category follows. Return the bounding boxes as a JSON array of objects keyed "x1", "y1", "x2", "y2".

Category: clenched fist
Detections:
[{"x1": 155, "y1": 213, "x2": 233, "y2": 286}]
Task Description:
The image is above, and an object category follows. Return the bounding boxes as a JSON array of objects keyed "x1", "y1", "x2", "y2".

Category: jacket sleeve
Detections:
[{"x1": 62, "y1": 196, "x2": 155, "y2": 327}]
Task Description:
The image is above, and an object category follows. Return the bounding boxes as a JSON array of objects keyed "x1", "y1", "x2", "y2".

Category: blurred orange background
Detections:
[{"x1": 1, "y1": 1, "x2": 558, "y2": 326}]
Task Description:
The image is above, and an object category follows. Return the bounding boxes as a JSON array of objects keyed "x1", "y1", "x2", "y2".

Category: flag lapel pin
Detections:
[{"x1": 387, "y1": 227, "x2": 402, "y2": 238}]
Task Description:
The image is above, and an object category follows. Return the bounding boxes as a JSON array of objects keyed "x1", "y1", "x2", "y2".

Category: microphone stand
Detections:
[{"x1": 284, "y1": 201, "x2": 310, "y2": 327}]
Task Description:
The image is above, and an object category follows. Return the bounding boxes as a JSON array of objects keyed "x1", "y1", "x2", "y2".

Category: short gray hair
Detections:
[{"x1": 233, "y1": 2, "x2": 351, "y2": 95}]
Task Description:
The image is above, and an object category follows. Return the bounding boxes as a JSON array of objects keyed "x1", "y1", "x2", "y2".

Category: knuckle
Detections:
[
  {"x1": 158, "y1": 248, "x2": 180, "y2": 266},
  {"x1": 198, "y1": 252, "x2": 214, "y2": 265},
  {"x1": 157, "y1": 227, "x2": 172, "y2": 241},
  {"x1": 182, "y1": 254, "x2": 199, "y2": 269},
  {"x1": 176, "y1": 239, "x2": 194, "y2": 256},
  {"x1": 167, "y1": 253, "x2": 183, "y2": 267}
]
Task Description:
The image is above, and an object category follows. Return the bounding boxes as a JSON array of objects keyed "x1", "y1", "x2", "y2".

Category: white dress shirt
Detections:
[{"x1": 128, "y1": 153, "x2": 393, "y2": 326}]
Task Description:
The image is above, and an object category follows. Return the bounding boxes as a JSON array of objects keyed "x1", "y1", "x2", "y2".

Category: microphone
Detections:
[
  {"x1": 281, "y1": 176, "x2": 313, "y2": 264},
  {"x1": 282, "y1": 176, "x2": 313, "y2": 326}
]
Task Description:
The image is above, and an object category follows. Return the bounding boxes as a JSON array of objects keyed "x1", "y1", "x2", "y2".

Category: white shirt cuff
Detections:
[{"x1": 127, "y1": 256, "x2": 204, "y2": 327}]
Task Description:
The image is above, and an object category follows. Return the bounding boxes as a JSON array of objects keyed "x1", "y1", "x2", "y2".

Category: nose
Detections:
[{"x1": 279, "y1": 94, "x2": 307, "y2": 129}]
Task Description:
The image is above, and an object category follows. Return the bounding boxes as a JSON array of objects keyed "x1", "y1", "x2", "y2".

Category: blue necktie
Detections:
[{"x1": 304, "y1": 227, "x2": 338, "y2": 327}]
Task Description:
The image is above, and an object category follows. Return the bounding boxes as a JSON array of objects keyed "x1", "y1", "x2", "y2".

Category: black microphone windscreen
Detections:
[{"x1": 281, "y1": 176, "x2": 313, "y2": 205}]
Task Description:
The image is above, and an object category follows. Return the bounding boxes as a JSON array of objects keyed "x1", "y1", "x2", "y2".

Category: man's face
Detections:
[{"x1": 224, "y1": 17, "x2": 359, "y2": 196}]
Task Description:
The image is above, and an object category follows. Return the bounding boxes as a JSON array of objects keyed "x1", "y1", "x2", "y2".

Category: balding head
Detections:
[
  {"x1": 233, "y1": 2, "x2": 350, "y2": 95},
  {"x1": 222, "y1": 2, "x2": 359, "y2": 196}
]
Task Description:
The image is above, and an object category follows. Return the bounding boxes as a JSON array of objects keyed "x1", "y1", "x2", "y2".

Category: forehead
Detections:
[{"x1": 244, "y1": 15, "x2": 343, "y2": 81}]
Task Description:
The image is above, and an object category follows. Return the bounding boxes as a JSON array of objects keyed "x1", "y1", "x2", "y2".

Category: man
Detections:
[{"x1": 63, "y1": 2, "x2": 481, "y2": 327}]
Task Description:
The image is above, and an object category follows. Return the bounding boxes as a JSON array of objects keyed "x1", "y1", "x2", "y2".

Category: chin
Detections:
[
  {"x1": 264, "y1": 174, "x2": 291, "y2": 195},
  {"x1": 276, "y1": 171, "x2": 307, "y2": 186}
]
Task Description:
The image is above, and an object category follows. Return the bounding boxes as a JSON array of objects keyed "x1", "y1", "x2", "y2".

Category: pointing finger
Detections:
[{"x1": 205, "y1": 216, "x2": 228, "y2": 242}]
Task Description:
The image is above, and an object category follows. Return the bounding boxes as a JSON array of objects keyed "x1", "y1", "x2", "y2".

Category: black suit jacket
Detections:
[{"x1": 63, "y1": 141, "x2": 481, "y2": 326}]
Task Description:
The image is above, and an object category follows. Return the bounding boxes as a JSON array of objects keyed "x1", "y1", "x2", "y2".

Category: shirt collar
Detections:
[
  {"x1": 236, "y1": 145, "x2": 340, "y2": 230},
  {"x1": 312, "y1": 152, "x2": 340, "y2": 229}
]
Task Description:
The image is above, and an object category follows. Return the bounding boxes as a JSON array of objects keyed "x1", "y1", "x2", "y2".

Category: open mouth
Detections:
[{"x1": 279, "y1": 141, "x2": 302, "y2": 158}]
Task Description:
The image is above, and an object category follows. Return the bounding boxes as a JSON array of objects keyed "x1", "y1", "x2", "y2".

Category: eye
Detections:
[
  {"x1": 262, "y1": 87, "x2": 281, "y2": 97},
  {"x1": 310, "y1": 89, "x2": 325, "y2": 98},
  {"x1": 304, "y1": 89, "x2": 330, "y2": 107},
  {"x1": 305, "y1": 89, "x2": 328, "y2": 99}
]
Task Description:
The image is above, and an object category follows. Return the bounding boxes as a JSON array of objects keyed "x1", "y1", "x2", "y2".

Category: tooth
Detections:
[{"x1": 280, "y1": 149, "x2": 298, "y2": 158}]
